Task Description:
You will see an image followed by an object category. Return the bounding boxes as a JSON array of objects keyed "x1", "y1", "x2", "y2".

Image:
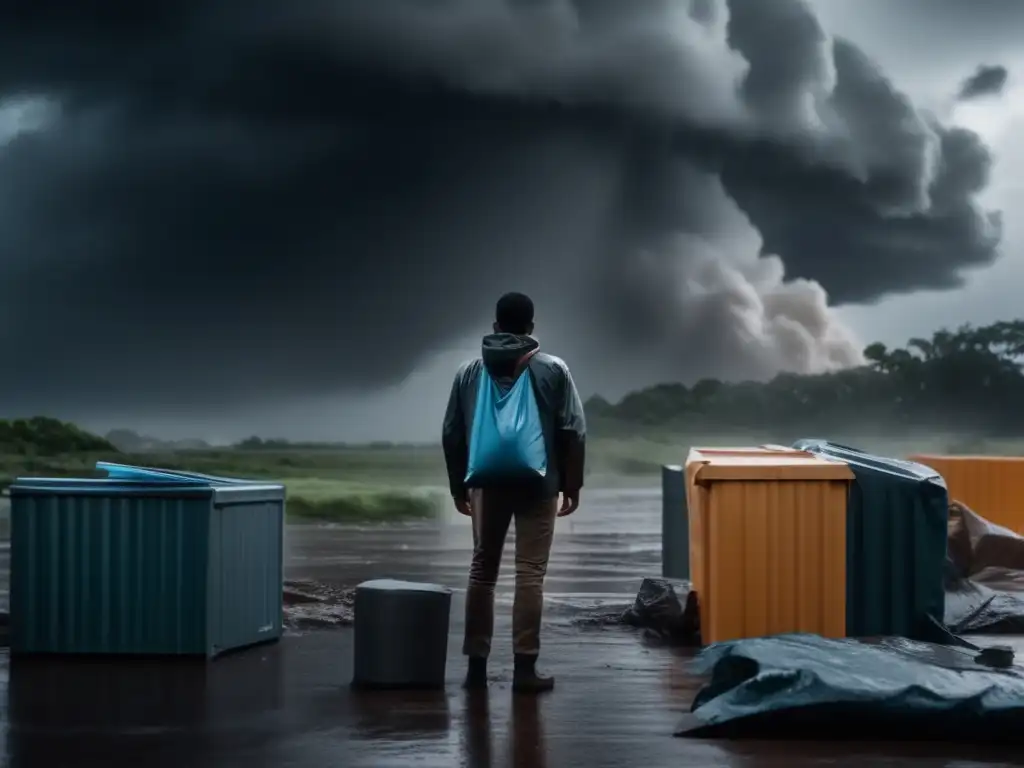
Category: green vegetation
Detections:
[
  {"x1": 4, "y1": 319, "x2": 1024, "y2": 521},
  {"x1": 0, "y1": 416, "x2": 117, "y2": 455},
  {"x1": 283, "y1": 479, "x2": 440, "y2": 523},
  {"x1": 0, "y1": 423, "x2": 443, "y2": 523},
  {"x1": 588, "y1": 320, "x2": 1024, "y2": 442}
]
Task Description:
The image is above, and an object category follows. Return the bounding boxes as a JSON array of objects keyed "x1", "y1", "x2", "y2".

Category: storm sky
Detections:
[
  {"x1": 0, "y1": 0, "x2": 1018, "y2": 441},
  {"x1": 957, "y1": 65, "x2": 1009, "y2": 101}
]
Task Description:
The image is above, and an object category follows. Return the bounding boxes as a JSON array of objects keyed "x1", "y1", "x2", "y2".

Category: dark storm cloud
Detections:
[
  {"x1": 957, "y1": 64, "x2": 1010, "y2": 101},
  {"x1": 0, "y1": 0, "x2": 1003, "y2": 418},
  {"x1": 713, "y1": 36, "x2": 1001, "y2": 303}
]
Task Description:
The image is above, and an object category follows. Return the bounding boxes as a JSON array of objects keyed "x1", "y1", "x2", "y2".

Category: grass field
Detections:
[
  {"x1": 0, "y1": 445, "x2": 451, "y2": 524},
  {"x1": 280, "y1": 478, "x2": 444, "y2": 522},
  {"x1": 2, "y1": 428, "x2": 1023, "y2": 524}
]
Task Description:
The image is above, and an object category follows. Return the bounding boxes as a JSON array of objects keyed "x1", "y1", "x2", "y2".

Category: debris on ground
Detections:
[
  {"x1": 571, "y1": 578, "x2": 700, "y2": 645},
  {"x1": 283, "y1": 579, "x2": 355, "y2": 631},
  {"x1": 620, "y1": 577, "x2": 700, "y2": 646},
  {"x1": 945, "y1": 501, "x2": 1024, "y2": 634}
]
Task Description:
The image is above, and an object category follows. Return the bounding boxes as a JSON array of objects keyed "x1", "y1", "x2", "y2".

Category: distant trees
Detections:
[
  {"x1": 7, "y1": 319, "x2": 1024, "y2": 455},
  {"x1": 235, "y1": 436, "x2": 293, "y2": 450},
  {"x1": 104, "y1": 429, "x2": 211, "y2": 452},
  {"x1": 105, "y1": 428, "x2": 146, "y2": 452},
  {"x1": 232, "y1": 437, "x2": 397, "y2": 451},
  {"x1": 0, "y1": 417, "x2": 118, "y2": 455},
  {"x1": 590, "y1": 320, "x2": 1024, "y2": 434}
]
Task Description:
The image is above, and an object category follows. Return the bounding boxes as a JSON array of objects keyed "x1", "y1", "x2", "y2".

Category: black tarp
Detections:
[
  {"x1": 676, "y1": 634, "x2": 1024, "y2": 743},
  {"x1": 793, "y1": 439, "x2": 949, "y2": 639},
  {"x1": 945, "y1": 501, "x2": 1024, "y2": 634},
  {"x1": 784, "y1": 439, "x2": 1024, "y2": 638}
]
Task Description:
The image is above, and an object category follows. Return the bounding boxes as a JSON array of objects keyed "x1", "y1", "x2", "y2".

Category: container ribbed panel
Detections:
[{"x1": 11, "y1": 494, "x2": 210, "y2": 655}]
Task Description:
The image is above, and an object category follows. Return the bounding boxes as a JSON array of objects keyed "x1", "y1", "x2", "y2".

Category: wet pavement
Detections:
[{"x1": 2, "y1": 489, "x2": 1024, "y2": 766}]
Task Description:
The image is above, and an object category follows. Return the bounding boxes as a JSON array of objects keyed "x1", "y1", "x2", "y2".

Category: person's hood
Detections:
[{"x1": 480, "y1": 333, "x2": 539, "y2": 378}]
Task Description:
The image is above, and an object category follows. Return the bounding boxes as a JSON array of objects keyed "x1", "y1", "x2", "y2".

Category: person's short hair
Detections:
[{"x1": 495, "y1": 292, "x2": 534, "y2": 334}]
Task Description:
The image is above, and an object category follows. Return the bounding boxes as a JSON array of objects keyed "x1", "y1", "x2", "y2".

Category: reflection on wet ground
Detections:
[
  {"x1": 1, "y1": 489, "x2": 1023, "y2": 766},
  {"x1": 287, "y1": 487, "x2": 665, "y2": 607}
]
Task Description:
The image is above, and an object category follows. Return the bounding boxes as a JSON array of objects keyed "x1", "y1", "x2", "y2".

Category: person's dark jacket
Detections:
[{"x1": 442, "y1": 333, "x2": 586, "y2": 501}]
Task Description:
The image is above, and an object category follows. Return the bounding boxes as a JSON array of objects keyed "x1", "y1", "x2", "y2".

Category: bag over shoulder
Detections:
[{"x1": 465, "y1": 348, "x2": 548, "y2": 485}]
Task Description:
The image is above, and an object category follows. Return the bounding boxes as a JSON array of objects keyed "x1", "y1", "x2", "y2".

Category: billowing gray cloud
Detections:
[
  {"x1": 958, "y1": 64, "x2": 1009, "y2": 101},
  {"x1": 0, "y1": 0, "x2": 1003, "y2": 421}
]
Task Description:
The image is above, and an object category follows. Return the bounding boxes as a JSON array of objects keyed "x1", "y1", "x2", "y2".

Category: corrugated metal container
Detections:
[
  {"x1": 907, "y1": 455, "x2": 1024, "y2": 535},
  {"x1": 9, "y1": 471, "x2": 285, "y2": 658},
  {"x1": 97, "y1": 462, "x2": 288, "y2": 572},
  {"x1": 795, "y1": 440, "x2": 948, "y2": 638},
  {"x1": 682, "y1": 445, "x2": 819, "y2": 607},
  {"x1": 685, "y1": 449, "x2": 853, "y2": 644}
]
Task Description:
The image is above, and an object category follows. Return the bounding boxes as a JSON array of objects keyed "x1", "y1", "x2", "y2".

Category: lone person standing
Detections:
[{"x1": 442, "y1": 292, "x2": 586, "y2": 693}]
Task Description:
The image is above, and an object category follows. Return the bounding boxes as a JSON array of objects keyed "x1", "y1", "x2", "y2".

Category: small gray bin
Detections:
[{"x1": 351, "y1": 579, "x2": 452, "y2": 690}]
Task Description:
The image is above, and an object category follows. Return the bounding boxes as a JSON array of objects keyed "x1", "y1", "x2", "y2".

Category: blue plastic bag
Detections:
[{"x1": 465, "y1": 367, "x2": 547, "y2": 485}]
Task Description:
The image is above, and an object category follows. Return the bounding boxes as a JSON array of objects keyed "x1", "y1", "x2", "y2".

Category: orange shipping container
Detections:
[
  {"x1": 907, "y1": 455, "x2": 1024, "y2": 534},
  {"x1": 685, "y1": 449, "x2": 853, "y2": 644},
  {"x1": 683, "y1": 444, "x2": 821, "y2": 607}
]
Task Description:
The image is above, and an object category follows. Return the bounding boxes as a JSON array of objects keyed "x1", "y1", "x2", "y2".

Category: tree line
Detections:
[
  {"x1": 0, "y1": 417, "x2": 118, "y2": 455},
  {"x1": 233, "y1": 436, "x2": 402, "y2": 451},
  {"x1": 587, "y1": 320, "x2": 1024, "y2": 435},
  {"x1": 6, "y1": 319, "x2": 1024, "y2": 454}
]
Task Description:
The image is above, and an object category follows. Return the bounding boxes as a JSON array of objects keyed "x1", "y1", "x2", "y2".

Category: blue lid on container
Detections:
[
  {"x1": 793, "y1": 439, "x2": 943, "y2": 483},
  {"x1": 10, "y1": 461, "x2": 282, "y2": 496},
  {"x1": 97, "y1": 461, "x2": 256, "y2": 485},
  {"x1": 8, "y1": 476, "x2": 215, "y2": 495}
]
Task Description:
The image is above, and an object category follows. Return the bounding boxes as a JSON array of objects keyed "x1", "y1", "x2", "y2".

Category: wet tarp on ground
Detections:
[
  {"x1": 676, "y1": 633, "x2": 1024, "y2": 743},
  {"x1": 945, "y1": 501, "x2": 1024, "y2": 634}
]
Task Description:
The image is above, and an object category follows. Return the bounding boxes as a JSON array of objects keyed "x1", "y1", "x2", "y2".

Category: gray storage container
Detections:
[
  {"x1": 10, "y1": 474, "x2": 285, "y2": 657},
  {"x1": 662, "y1": 464, "x2": 689, "y2": 580},
  {"x1": 351, "y1": 579, "x2": 452, "y2": 689}
]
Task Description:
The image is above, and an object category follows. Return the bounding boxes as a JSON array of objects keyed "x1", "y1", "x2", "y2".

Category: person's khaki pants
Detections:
[{"x1": 463, "y1": 488, "x2": 558, "y2": 658}]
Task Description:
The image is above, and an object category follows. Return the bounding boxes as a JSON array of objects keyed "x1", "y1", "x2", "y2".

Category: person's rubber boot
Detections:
[
  {"x1": 463, "y1": 657, "x2": 488, "y2": 690},
  {"x1": 512, "y1": 654, "x2": 555, "y2": 694}
]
